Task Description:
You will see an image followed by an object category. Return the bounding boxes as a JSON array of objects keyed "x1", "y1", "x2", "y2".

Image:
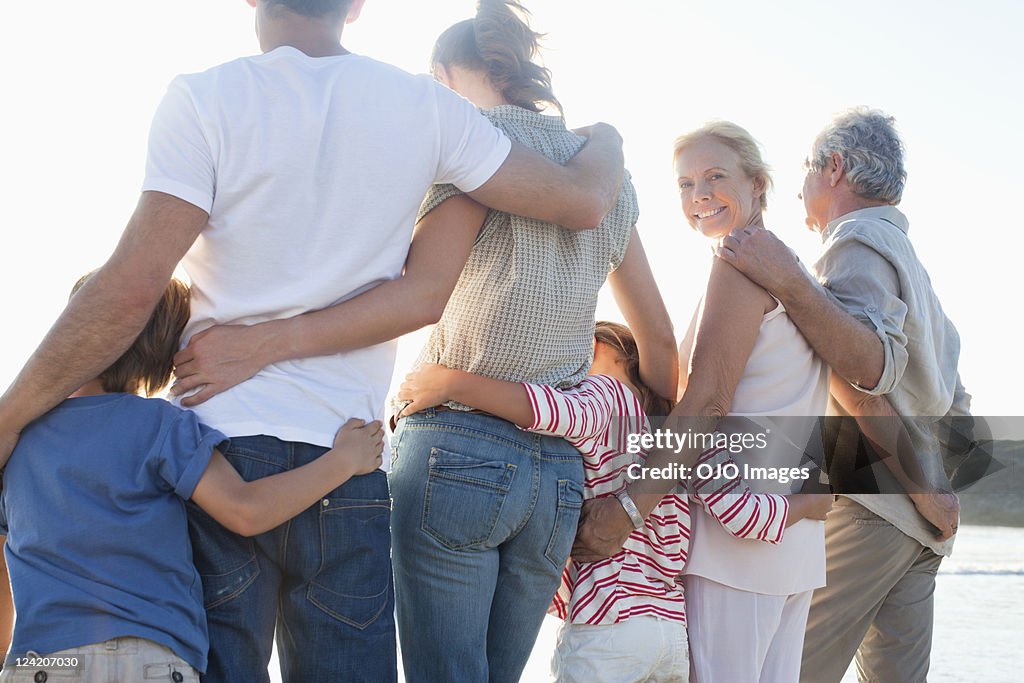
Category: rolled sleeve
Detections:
[
  {"x1": 155, "y1": 410, "x2": 228, "y2": 500},
  {"x1": 141, "y1": 77, "x2": 216, "y2": 213},
  {"x1": 819, "y1": 239, "x2": 908, "y2": 395}
]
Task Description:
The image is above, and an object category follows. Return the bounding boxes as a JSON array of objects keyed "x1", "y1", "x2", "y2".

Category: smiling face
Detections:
[{"x1": 674, "y1": 136, "x2": 765, "y2": 240}]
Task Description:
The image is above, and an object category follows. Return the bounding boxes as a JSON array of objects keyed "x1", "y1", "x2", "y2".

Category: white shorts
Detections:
[
  {"x1": 1, "y1": 637, "x2": 199, "y2": 682},
  {"x1": 551, "y1": 615, "x2": 689, "y2": 683}
]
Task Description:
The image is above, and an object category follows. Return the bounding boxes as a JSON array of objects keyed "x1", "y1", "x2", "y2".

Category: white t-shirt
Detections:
[{"x1": 142, "y1": 47, "x2": 511, "y2": 449}]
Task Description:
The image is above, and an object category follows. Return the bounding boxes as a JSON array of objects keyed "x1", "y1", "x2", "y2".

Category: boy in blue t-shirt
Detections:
[{"x1": 0, "y1": 276, "x2": 384, "y2": 681}]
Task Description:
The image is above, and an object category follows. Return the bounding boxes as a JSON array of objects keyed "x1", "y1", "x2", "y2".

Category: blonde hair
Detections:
[{"x1": 672, "y1": 121, "x2": 773, "y2": 210}]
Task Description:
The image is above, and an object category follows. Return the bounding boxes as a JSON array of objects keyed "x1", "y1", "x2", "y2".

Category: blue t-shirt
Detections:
[{"x1": 0, "y1": 394, "x2": 225, "y2": 672}]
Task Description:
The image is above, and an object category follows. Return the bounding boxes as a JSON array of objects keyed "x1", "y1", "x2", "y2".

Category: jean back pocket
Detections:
[
  {"x1": 422, "y1": 447, "x2": 516, "y2": 550},
  {"x1": 545, "y1": 479, "x2": 584, "y2": 568},
  {"x1": 307, "y1": 495, "x2": 393, "y2": 630}
]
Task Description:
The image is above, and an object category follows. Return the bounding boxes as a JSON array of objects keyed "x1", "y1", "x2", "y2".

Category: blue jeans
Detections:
[
  {"x1": 186, "y1": 436, "x2": 396, "y2": 683},
  {"x1": 390, "y1": 409, "x2": 585, "y2": 683}
]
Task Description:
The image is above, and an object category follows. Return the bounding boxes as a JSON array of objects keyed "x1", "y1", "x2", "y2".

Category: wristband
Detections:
[{"x1": 615, "y1": 488, "x2": 646, "y2": 530}]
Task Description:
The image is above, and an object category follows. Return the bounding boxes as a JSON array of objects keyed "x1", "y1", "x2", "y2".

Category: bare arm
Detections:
[
  {"x1": 633, "y1": 258, "x2": 772, "y2": 508},
  {"x1": 171, "y1": 196, "x2": 487, "y2": 405},
  {"x1": 717, "y1": 226, "x2": 885, "y2": 390},
  {"x1": 607, "y1": 227, "x2": 678, "y2": 403},
  {"x1": 191, "y1": 419, "x2": 384, "y2": 537},
  {"x1": 573, "y1": 260, "x2": 772, "y2": 562},
  {"x1": 0, "y1": 192, "x2": 208, "y2": 465},
  {"x1": 396, "y1": 365, "x2": 535, "y2": 428},
  {"x1": 467, "y1": 125, "x2": 625, "y2": 230}
]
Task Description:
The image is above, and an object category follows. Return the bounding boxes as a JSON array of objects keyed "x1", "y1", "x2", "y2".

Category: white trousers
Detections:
[
  {"x1": 552, "y1": 615, "x2": 689, "y2": 683},
  {"x1": 684, "y1": 575, "x2": 813, "y2": 683}
]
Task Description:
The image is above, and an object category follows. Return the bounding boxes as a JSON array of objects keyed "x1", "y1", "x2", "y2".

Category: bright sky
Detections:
[{"x1": 3, "y1": 1, "x2": 1022, "y2": 416}]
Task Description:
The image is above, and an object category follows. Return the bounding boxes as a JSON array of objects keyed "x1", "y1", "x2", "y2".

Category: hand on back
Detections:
[
  {"x1": 397, "y1": 364, "x2": 456, "y2": 417},
  {"x1": 333, "y1": 418, "x2": 385, "y2": 476},
  {"x1": 909, "y1": 491, "x2": 960, "y2": 541},
  {"x1": 172, "y1": 324, "x2": 268, "y2": 406},
  {"x1": 716, "y1": 225, "x2": 804, "y2": 298}
]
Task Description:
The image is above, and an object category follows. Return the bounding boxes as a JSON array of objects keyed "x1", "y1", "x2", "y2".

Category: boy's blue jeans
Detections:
[
  {"x1": 186, "y1": 435, "x2": 396, "y2": 683},
  {"x1": 390, "y1": 409, "x2": 584, "y2": 683}
]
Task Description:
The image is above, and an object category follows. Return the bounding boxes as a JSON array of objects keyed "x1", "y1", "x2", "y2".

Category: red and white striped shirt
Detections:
[{"x1": 522, "y1": 375, "x2": 790, "y2": 626}]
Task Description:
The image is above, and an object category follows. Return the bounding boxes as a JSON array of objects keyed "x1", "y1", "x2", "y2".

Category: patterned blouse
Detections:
[{"x1": 410, "y1": 105, "x2": 639, "y2": 408}]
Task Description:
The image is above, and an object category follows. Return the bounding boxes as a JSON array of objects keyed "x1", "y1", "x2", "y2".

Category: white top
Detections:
[
  {"x1": 142, "y1": 47, "x2": 511, "y2": 448},
  {"x1": 683, "y1": 303, "x2": 831, "y2": 595}
]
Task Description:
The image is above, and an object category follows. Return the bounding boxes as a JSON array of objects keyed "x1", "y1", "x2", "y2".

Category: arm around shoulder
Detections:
[{"x1": 467, "y1": 124, "x2": 625, "y2": 230}]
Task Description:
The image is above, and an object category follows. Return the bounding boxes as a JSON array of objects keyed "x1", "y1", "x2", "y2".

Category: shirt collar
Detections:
[{"x1": 823, "y1": 205, "x2": 909, "y2": 240}]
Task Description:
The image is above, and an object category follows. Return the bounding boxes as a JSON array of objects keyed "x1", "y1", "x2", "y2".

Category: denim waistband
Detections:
[{"x1": 397, "y1": 407, "x2": 580, "y2": 458}]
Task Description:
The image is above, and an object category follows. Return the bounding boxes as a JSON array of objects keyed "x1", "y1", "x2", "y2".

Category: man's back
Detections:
[
  {"x1": 815, "y1": 206, "x2": 969, "y2": 555},
  {"x1": 143, "y1": 48, "x2": 510, "y2": 446}
]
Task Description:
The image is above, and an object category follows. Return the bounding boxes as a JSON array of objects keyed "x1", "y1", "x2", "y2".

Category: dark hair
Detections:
[
  {"x1": 594, "y1": 321, "x2": 675, "y2": 418},
  {"x1": 264, "y1": 0, "x2": 352, "y2": 18},
  {"x1": 431, "y1": 0, "x2": 563, "y2": 116},
  {"x1": 71, "y1": 274, "x2": 191, "y2": 397}
]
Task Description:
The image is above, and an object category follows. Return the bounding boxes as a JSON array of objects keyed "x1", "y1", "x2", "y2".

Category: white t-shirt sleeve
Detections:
[
  {"x1": 141, "y1": 76, "x2": 216, "y2": 214},
  {"x1": 431, "y1": 82, "x2": 511, "y2": 192}
]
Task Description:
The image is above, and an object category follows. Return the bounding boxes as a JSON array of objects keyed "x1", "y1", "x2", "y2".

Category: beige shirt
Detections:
[
  {"x1": 409, "y1": 105, "x2": 638, "y2": 408},
  {"x1": 815, "y1": 206, "x2": 971, "y2": 556}
]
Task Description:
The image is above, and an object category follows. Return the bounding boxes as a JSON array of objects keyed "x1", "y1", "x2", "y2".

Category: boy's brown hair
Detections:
[
  {"x1": 594, "y1": 321, "x2": 676, "y2": 418},
  {"x1": 71, "y1": 274, "x2": 191, "y2": 396}
]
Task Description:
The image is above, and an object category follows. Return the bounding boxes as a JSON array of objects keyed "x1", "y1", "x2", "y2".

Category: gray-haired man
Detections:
[{"x1": 718, "y1": 108, "x2": 970, "y2": 683}]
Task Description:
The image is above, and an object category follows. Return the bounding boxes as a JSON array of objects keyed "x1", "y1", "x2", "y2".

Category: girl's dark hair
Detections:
[
  {"x1": 594, "y1": 321, "x2": 676, "y2": 418},
  {"x1": 431, "y1": 0, "x2": 563, "y2": 116},
  {"x1": 71, "y1": 274, "x2": 191, "y2": 397}
]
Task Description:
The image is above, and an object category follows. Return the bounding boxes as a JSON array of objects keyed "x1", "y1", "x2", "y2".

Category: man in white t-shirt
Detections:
[{"x1": 0, "y1": 1, "x2": 627, "y2": 681}]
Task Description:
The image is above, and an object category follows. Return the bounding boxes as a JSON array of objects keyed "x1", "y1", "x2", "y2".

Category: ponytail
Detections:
[{"x1": 432, "y1": 0, "x2": 563, "y2": 116}]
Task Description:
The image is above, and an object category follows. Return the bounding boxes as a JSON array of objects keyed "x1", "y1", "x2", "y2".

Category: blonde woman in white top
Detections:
[{"x1": 670, "y1": 123, "x2": 833, "y2": 683}]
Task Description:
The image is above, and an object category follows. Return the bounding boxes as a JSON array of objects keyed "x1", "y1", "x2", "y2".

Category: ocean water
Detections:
[{"x1": 268, "y1": 524, "x2": 1023, "y2": 682}]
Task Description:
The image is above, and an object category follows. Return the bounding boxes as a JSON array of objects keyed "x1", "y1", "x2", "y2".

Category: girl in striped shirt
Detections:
[{"x1": 397, "y1": 321, "x2": 822, "y2": 683}]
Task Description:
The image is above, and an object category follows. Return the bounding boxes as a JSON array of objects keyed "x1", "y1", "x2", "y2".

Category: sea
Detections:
[{"x1": 268, "y1": 524, "x2": 1023, "y2": 682}]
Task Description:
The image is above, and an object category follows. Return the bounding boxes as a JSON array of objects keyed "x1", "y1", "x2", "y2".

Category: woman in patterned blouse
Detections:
[{"x1": 386, "y1": 3, "x2": 676, "y2": 680}]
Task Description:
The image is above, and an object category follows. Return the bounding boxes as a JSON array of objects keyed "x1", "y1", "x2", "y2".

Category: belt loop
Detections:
[{"x1": 105, "y1": 638, "x2": 118, "y2": 651}]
